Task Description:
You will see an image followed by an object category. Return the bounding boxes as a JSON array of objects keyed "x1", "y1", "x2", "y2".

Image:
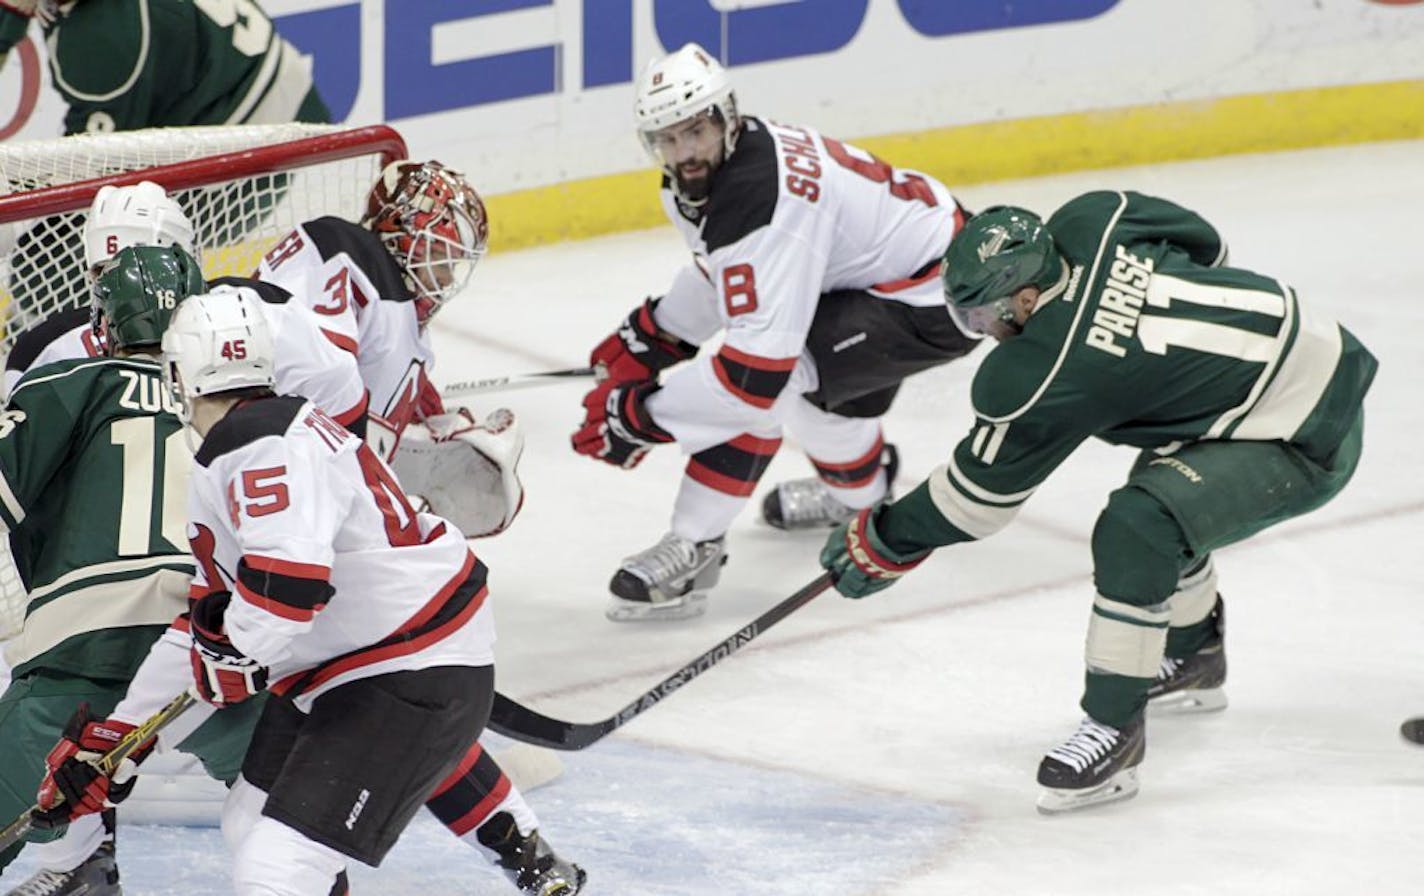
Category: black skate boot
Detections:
[
  {"x1": 1036, "y1": 715, "x2": 1146, "y2": 815},
  {"x1": 1148, "y1": 596, "x2": 1227, "y2": 714},
  {"x1": 3, "y1": 838, "x2": 120, "y2": 896},
  {"x1": 606, "y1": 532, "x2": 726, "y2": 622},
  {"x1": 762, "y1": 444, "x2": 899, "y2": 530},
  {"x1": 476, "y1": 812, "x2": 587, "y2": 896}
]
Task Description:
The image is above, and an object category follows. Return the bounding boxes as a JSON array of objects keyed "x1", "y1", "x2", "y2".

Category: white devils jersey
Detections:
[
  {"x1": 647, "y1": 116, "x2": 968, "y2": 444},
  {"x1": 186, "y1": 397, "x2": 494, "y2": 708},
  {"x1": 208, "y1": 278, "x2": 367, "y2": 431},
  {"x1": 2, "y1": 307, "x2": 104, "y2": 403},
  {"x1": 256, "y1": 217, "x2": 444, "y2": 442}
]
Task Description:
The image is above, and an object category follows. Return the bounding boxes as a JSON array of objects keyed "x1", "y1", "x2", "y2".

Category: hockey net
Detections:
[{"x1": 0, "y1": 123, "x2": 407, "y2": 639}]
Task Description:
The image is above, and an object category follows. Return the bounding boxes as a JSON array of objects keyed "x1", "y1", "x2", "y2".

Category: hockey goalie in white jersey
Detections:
[
  {"x1": 573, "y1": 43, "x2": 980, "y2": 620},
  {"x1": 255, "y1": 159, "x2": 524, "y2": 541}
]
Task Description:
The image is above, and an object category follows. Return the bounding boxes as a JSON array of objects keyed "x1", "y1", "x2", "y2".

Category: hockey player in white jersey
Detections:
[
  {"x1": 255, "y1": 159, "x2": 523, "y2": 541},
  {"x1": 573, "y1": 44, "x2": 979, "y2": 620},
  {"x1": 32, "y1": 290, "x2": 585, "y2": 895}
]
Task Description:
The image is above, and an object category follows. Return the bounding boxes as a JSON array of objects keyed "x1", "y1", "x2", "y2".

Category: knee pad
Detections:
[
  {"x1": 232, "y1": 816, "x2": 347, "y2": 896},
  {"x1": 1092, "y1": 486, "x2": 1190, "y2": 605}
]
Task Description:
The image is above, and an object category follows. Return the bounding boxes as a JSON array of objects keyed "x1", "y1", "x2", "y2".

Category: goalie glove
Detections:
[
  {"x1": 33, "y1": 704, "x2": 154, "y2": 829},
  {"x1": 590, "y1": 297, "x2": 698, "y2": 384},
  {"x1": 820, "y1": 506, "x2": 932, "y2": 598},
  {"x1": 190, "y1": 591, "x2": 269, "y2": 706},
  {"x1": 389, "y1": 407, "x2": 526, "y2": 538}
]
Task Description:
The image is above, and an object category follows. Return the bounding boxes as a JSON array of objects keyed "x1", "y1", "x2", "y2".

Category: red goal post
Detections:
[{"x1": 0, "y1": 123, "x2": 407, "y2": 359}]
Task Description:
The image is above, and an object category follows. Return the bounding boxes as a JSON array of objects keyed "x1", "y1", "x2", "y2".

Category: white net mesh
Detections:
[
  {"x1": 0, "y1": 123, "x2": 405, "y2": 357},
  {"x1": 0, "y1": 123, "x2": 404, "y2": 641}
]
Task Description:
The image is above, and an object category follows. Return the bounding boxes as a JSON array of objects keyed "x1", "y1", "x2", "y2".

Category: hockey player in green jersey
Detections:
[
  {"x1": 0, "y1": 246, "x2": 260, "y2": 893},
  {"x1": 819, "y1": 192, "x2": 1377, "y2": 814},
  {"x1": 0, "y1": 0, "x2": 327, "y2": 135}
]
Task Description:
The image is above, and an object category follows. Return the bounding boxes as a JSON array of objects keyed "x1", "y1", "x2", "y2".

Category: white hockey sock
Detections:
[{"x1": 26, "y1": 813, "x2": 104, "y2": 872}]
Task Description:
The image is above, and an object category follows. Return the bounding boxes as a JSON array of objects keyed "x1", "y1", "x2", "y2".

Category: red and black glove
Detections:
[
  {"x1": 589, "y1": 297, "x2": 698, "y2": 385},
  {"x1": 571, "y1": 380, "x2": 674, "y2": 469},
  {"x1": 32, "y1": 703, "x2": 154, "y2": 829},
  {"x1": 190, "y1": 591, "x2": 268, "y2": 706}
]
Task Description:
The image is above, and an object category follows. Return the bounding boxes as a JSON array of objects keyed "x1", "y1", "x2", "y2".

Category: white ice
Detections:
[{"x1": 4, "y1": 140, "x2": 1422, "y2": 895}]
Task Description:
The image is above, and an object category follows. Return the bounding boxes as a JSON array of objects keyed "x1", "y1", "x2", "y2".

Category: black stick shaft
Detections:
[
  {"x1": 489, "y1": 573, "x2": 834, "y2": 750},
  {"x1": 440, "y1": 366, "x2": 596, "y2": 399}
]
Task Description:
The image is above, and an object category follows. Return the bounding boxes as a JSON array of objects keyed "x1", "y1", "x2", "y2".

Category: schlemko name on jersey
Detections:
[
  {"x1": 1086, "y1": 245, "x2": 1155, "y2": 358},
  {"x1": 779, "y1": 125, "x2": 824, "y2": 203}
]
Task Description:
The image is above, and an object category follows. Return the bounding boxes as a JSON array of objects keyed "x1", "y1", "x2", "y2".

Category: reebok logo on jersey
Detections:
[{"x1": 345, "y1": 788, "x2": 371, "y2": 830}]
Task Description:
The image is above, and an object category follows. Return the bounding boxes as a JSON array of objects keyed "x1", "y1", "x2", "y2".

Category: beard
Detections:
[{"x1": 674, "y1": 169, "x2": 712, "y2": 203}]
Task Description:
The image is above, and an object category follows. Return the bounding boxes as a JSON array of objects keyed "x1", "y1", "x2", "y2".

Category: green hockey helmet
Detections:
[
  {"x1": 941, "y1": 206, "x2": 1062, "y2": 337},
  {"x1": 91, "y1": 244, "x2": 206, "y2": 352}
]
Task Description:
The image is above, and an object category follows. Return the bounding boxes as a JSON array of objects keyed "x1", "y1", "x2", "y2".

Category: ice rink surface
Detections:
[{"x1": 4, "y1": 139, "x2": 1422, "y2": 894}]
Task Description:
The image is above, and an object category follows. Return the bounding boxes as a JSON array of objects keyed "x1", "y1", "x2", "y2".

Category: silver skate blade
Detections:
[
  {"x1": 1148, "y1": 688, "x2": 1227, "y2": 715},
  {"x1": 1036, "y1": 767, "x2": 1140, "y2": 815},
  {"x1": 605, "y1": 591, "x2": 708, "y2": 623}
]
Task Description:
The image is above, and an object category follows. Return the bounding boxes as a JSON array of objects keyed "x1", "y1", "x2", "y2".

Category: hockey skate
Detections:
[
  {"x1": 476, "y1": 812, "x2": 587, "y2": 896},
  {"x1": 1036, "y1": 715, "x2": 1145, "y2": 815},
  {"x1": 762, "y1": 444, "x2": 900, "y2": 530},
  {"x1": 606, "y1": 533, "x2": 726, "y2": 622},
  {"x1": 3, "y1": 839, "x2": 120, "y2": 896},
  {"x1": 1148, "y1": 597, "x2": 1227, "y2": 715}
]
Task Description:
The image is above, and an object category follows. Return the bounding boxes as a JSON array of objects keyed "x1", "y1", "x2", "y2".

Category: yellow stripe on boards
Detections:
[{"x1": 484, "y1": 78, "x2": 1424, "y2": 252}]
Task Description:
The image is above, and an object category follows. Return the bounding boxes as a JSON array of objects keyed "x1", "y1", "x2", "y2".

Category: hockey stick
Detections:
[
  {"x1": 440, "y1": 366, "x2": 596, "y2": 399},
  {"x1": 0, "y1": 692, "x2": 197, "y2": 852},
  {"x1": 488, "y1": 572, "x2": 835, "y2": 750}
]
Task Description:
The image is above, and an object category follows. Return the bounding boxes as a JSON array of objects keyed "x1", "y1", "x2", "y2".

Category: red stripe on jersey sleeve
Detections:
[
  {"x1": 320, "y1": 328, "x2": 358, "y2": 355},
  {"x1": 243, "y1": 554, "x2": 332, "y2": 582}
]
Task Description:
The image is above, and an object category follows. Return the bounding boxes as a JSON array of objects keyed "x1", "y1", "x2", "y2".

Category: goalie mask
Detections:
[
  {"x1": 85, "y1": 181, "x2": 198, "y2": 278},
  {"x1": 634, "y1": 43, "x2": 740, "y2": 206},
  {"x1": 942, "y1": 206, "x2": 1064, "y2": 339},
  {"x1": 91, "y1": 244, "x2": 205, "y2": 353},
  {"x1": 161, "y1": 286, "x2": 276, "y2": 425},
  {"x1": 362, "y1": 160, "x2": 489, "y2": 325}
]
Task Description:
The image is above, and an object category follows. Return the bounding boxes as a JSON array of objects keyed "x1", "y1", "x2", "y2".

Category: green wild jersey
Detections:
[
  {"x1": 890, "y1": 190, "x2": 1377, "y2": 548},
  {"x1": 0, "y1": 355, "x2": 194, "y2": 680},
  {"x1": 43, "y1": 0, "x2": 327, "y2": 135}
]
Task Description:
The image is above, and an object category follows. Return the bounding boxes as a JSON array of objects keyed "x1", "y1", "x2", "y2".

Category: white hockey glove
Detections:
[{"x1": 389, "y1": 407, "x2": 525, "y2": 539}]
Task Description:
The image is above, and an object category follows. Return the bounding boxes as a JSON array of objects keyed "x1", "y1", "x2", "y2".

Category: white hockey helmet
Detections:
[
  {"x1": 84, "y1": 181, "x2": 197, "y2": 276},
  {"x1": 633, "y1": 43, "x2": 740, "y2": 167},
  {"x1": 161, "y1": 285, "x2": 275, "y2": 423}
]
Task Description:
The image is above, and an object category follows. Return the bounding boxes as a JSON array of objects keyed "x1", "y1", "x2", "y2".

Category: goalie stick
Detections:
[
  {"x1": 0, "y1": 692, "x2": 197, "y2": 852},
  {"x1": 440, "y1": 366, "x2": 596, "y2": 399},
  {"x1": 488, "y1": 573, "x2": 834, "y2": 750}
]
